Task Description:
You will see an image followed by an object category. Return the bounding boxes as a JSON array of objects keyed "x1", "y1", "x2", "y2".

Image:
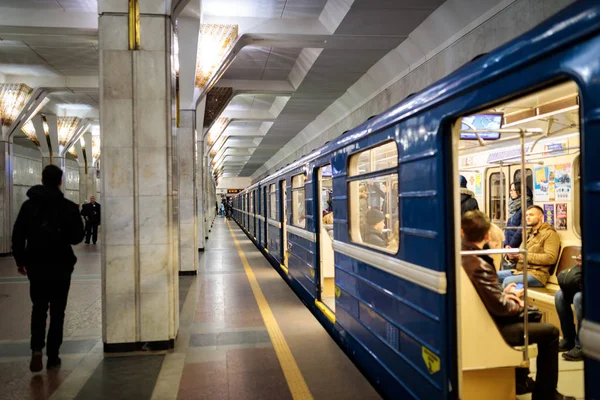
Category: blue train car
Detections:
[{"x1": 232, "y1": 2, "x2": 599, "y2": 398}]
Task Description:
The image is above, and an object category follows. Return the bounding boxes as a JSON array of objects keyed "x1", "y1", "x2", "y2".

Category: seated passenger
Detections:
[
  {"x1": 497, "y1": 205, "x2": 560, "y2": 288},
  {"x1": 364, "y1": 209, "x2": 387, "y2": 248},
  {"x1": 502, "y1": 181, "x2": 533, "y2": 269},
  {"x1": 461, "y1": 211, "x2": 574, "y2": 400},
  {"x1": 460, "y1": 175, "x2": 479, "y2": 215},
  {"x1": 359, "y1": 185, "x2": 369, "y2": 239},
  {"x1": 555, "y1": 253, "x2": 583, "y2": 361},
  {"x1": 323, "y1": 212, "x2": 334, "y2": 240}
]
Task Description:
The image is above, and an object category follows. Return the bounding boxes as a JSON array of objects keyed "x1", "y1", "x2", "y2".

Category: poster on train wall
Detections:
[
  {"x1": 467, "y1": 174, "x2": 483, "y2": 196},
  {"x1": 556, "y1": 203, "x2": 568, "y2": 230},
  {"x1": 544, "y1": 204, "x2": 555, "y2": 226},
  {"x1": 534, "y1": 167, "x2": 550, "y2": 201},
  {"x1": 554, "y1": 163, "x2": 572, "y2": 201}
]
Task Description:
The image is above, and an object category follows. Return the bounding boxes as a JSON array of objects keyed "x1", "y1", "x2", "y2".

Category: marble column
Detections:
[
  {"x1": 0, "y1": 140, "x2": 13, "y2": 255},
  {"x1": 99, "y1": 1, "x2": 178, "y2": 350},
  {"x1": 195, "y1": 99, "x2": 206, "y2": 250},
  {"x1": 178, "y1": 110, "x2": 198, "y2": 272}
]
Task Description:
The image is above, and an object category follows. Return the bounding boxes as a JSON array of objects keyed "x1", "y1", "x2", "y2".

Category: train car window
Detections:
[
  {"x1": 250, "y1": 191, "x2": 254, "y2": 213},
  {"x1": 488, "y1": 172, "x2": 506, "y2": 225},
  {"x1": 574, "y1": 156, "x2": 581, "y2": 237},
  {"x1": 292, "y1": 174, "x2": 306, "y2": 228},
  {"x1": 269, "y1": 184, "x2": 277, "y2": 219},
  {"x1": 348, "y1": 142, "x2": 399, "y2": 253},
  {"x1": 513, "y1": 168, "x2": 533, "y2": 193}
]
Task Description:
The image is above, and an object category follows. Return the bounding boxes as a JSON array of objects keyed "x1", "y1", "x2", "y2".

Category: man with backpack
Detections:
[{"x1": 12, "y1": 165, "x2": 85, "y2": 372}]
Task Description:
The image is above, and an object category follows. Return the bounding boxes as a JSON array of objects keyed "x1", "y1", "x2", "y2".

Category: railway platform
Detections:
[{"x1": 0, "y1": 218, "x2": 380, "y2": 400}]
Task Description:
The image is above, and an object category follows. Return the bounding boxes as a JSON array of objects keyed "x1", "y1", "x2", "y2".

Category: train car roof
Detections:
[{"x1": 250, "y1": 1, "x2": 599, "y2": 187}]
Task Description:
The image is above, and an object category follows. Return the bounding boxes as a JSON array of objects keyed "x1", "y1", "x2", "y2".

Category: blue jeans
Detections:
[
  {"x1": 497, "y1": 270, "x2": 545, "y2": 288},
  {"x1": 555, "y1": 290, "x2": 583, "y2": 346}
]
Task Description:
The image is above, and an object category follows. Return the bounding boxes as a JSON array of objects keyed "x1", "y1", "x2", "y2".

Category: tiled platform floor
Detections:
[{"x1": 0, "y1": 219, "x2": 380, "y2": 399}]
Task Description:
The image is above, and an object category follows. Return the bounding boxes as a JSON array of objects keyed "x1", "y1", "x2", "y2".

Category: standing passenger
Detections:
[
  {"x1": 81, "y1": 196, "x2": 101, "y2": 244},
  {"x1": 459, "y1": 175, "x2": 479, "y2": 215},
  {"x1": 503, "y1": 181, "x2": 533, "y2": 268},
  {"x1": 12, "y1": 165, "x2": 85, "y2": 372}
]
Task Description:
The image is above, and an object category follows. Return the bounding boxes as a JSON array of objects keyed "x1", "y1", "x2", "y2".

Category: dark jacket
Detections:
[
  {"x1": 461, "y1": 241, "x2": 523, "y2": 323},
  {"x1": 503, "y1": 193, "x2": 533, "y2": 248},
  {"x1": 460, "y1": 189, "x2": 479, "y2": 216},
  {"x1": 364, "y1": 226, "x2": 387, "y2": 248},
  {"x1": 81, "y1": 201, "x2": 101, "y2": 224},
  {"x1": 12, "y1": 185, "x2": 85, "y2": 278}
]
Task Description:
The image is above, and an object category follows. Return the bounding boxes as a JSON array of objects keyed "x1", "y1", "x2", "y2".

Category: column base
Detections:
[
  {"x1": 178, "y1": 270, "x2": 198, "y2": 276},
  {"x1": 104, "y1": 339, "x2": 175, "y2": 353}
]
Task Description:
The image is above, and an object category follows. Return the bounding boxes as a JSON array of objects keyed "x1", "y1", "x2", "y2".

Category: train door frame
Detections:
[
  {"x1": 280, "y1": 179, "x2": 288, "y2": 268},
  {"x1": 315, "y1": 164, "x2": 335, "y2": 312},
  {"x1": 263, "y1": 185, "x2": 268, "y2": 247},
  {"x1": 253, "y1": 189, "x2": 257, "y2": 239}
]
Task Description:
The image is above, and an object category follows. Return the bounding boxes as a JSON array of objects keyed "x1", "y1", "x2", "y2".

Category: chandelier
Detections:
[
  {"x1": 0, "y1": 84, "x2": 32, "y2": 127},
  {"x1": 195, "y1": 24, "x2": 238, "y2": 90},
  {"x1": 58, "y1": 117, "x2": 81, "y2": 146},
  {"x1": 207, "y1": 117, "x2": 229, "y2": 146}
]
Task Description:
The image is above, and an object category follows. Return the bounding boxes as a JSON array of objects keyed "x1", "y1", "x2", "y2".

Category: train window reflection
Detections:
[
  {"x1": 348, "y1": 142, "x2": 399, "y2": 253},
  {"x1": 292, "y1": 174, "x2": 306, "y2": 228}
]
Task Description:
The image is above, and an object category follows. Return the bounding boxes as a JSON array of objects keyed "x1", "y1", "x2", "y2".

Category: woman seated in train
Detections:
[
  {"x1": 461, "y1": 211, "x2": 574, "y2": 400},
  {"x1": 364, "y1": 209, "x2": 387, "y2": 248},
  {"x1": 503, "y1": 180, "x2": 533, "y2": 269},
  {"x1": 359, "y1": 184, "x2": 369, "y2": 239},
  {"x1": 323, "y1": 212, "x2": 334, "y2": 240}
]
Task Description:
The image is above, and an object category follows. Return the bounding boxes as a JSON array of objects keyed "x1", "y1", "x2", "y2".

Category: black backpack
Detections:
[{"x1": 29, "y1": 201, "x2": 65, "y2": 249}]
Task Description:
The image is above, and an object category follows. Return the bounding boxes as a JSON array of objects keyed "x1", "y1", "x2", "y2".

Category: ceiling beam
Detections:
[{"x1": 0, "y1": 9, "x2": 97, "y2": 30}]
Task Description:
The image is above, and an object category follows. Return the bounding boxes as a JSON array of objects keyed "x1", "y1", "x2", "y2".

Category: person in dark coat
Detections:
[
  {"x1": 81, "y1": 196, "x2": 101, "y2": 244},
  {"x1": 461, "y1": 211, "x2": 574, "y2": 400},
  {"x1": 460, "y1": 175, "x2": 479, "y2": 215},
  {"x1": 12, "y1": 165, "x2": 85, "y2": 372},
  {"x1": 504, "y1": 180, "x2": 533, "y2": 249},
  {"x1": 364, "y1": 209, "x2": 387, "y2": 248}
]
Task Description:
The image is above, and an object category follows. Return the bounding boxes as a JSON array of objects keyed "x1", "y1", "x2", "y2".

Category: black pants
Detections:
[
  {"x1": 85, "y1": 222, "x2": 98, "y2": 244},
  {"x1": 500, "y1": 322, "x2": 559, "y2": 400},
  {"x1": 29, "y1": 278, "x2": 71, "y2": 358}
]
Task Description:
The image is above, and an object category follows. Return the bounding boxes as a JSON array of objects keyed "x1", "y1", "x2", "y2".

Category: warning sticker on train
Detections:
[{"x1": 421, "y1": 346, "x2": 440, "y2": 375}]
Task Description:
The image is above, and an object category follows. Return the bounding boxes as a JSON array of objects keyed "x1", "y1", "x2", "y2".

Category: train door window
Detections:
[
  {"x1": 513, "y1": 168, "x2": 533, "y2": 194},
  {"x1": 291, "y1": 174, "x2": 306, "y2": 228},
  {"x1": 347, "y1": 141, "x2": 399, "y2": 253},
  {"x1": 317, "y1": 165, "x2": 335, "y2": 312},
  {"x1": 269, "y1": 184, "x2": 277, "y2": 219},
  {"x1": 488, "y1": 172, "x2": 506, "y2": 226},
  {"x1": 455, "y1": 80, "x2": 583, "y2": 399}
]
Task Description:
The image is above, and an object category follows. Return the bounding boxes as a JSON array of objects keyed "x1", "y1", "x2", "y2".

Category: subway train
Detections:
[{"x1": 229, "y1": 2, "x2": 598, "y2": 399}]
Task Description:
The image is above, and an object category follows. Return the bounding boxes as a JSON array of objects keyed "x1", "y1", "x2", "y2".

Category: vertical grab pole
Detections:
[
  {"x1": 520, "y1": 129, "x2": 529, "y2": 363},
  {"x1": 499, "y1": 161, "x2": 505, "y2": 227}
]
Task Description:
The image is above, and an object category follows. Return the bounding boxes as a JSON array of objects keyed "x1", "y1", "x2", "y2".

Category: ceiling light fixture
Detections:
[
  {"x1": 0, "y1": 83, "x2": 32, "y2": 127},
  {"x1": 502, "y1": 94, "x2": 579, "y2": 128},
  {"x1": 207, "y1": 117, "x2": 229, "y2": 146},
  {"x1": 58, "y1": 117, "x2": 81, "y2": 147},
  {"x1": 195, "y1": 24, "x2": 238, "y2": 90}
]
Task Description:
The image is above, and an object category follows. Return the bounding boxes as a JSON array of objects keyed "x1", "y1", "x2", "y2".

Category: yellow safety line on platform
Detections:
[{"x1": 226, "y1": 220, "x2": 313, "y2": 400}]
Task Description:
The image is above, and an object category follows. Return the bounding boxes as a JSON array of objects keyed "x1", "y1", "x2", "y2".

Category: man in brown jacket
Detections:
[
  {"x1": 497, "y1": 205, "x2": 561, "y2": 287},
  {"x1": 461, "y1": 211, "x2": 573, "y2": 400}
]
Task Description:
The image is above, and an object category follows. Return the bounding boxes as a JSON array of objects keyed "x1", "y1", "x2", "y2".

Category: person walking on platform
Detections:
[
  {"x1": 12, "y1": 165, "x2": 85, "y2": 372},
  {"x1": 81, "y1": 195, "x2": 101, "y2": 244}
]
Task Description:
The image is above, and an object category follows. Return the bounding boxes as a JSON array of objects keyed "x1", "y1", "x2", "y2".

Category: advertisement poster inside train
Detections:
[
  {"x1": 544, "y1": 204, "x2": 555, "y2": 226},
  {"x1": 556, "y1": 203, "x2": 568, "y2": 230},
  {"x1": 554, "y1": 163, "x2": 572, "y2": 201},
  {"x1": 543, "y1": 140, "x2": 568, "y2": 156},
  {"x1": 534, "y1": 167, "x2": 550, "y2": 201},
  {"x1": 466, "y1": 174, "x2": 483, "y2": 195}
]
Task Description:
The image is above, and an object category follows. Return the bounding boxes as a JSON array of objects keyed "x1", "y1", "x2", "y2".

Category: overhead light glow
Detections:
[
  {"x1": 21, "y1": 119, "x2": 49, "y2": 146},
  {"x1": 92, "y1": 136, "x2": 100, "y2": 163},
  {"x1": 207, "y1": 117, "x2": 229, "y2": 146},
  {"x1": 195, "y1": 24, "x2": 238, "y2": 89},
  {"x1": 58, "y1": 117, "x2": 81, "y2": 146},
  {"x1": 0, "y1": 83, "x2": 32, "y2": 127}
]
